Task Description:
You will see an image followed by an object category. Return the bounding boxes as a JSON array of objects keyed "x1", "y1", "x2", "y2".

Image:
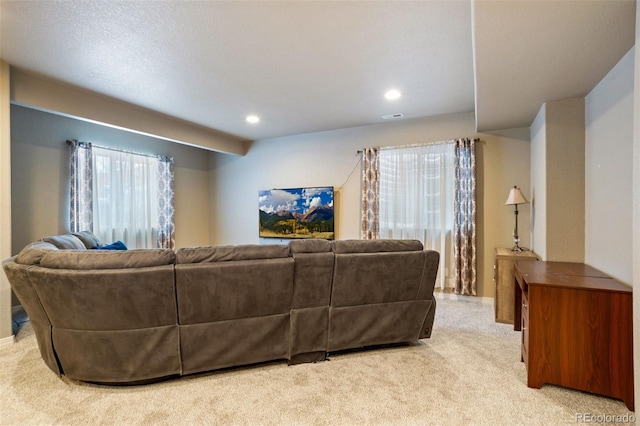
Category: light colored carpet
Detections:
[{"x1": 0, "y1": 293, "x2": 634, "y2": 425}]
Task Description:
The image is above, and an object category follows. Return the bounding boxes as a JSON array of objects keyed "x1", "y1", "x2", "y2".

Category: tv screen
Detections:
[{"x1": 259, "y1": 186, "x2": 334, "y2": 240}]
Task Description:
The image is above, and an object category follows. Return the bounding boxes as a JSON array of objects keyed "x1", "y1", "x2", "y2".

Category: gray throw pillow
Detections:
[
  {"x1": 42, "y1": 234, "x2": 86, "y2": 250},
  {"x1": 72, "y1": 230, "x2": 102, "y2": 249}
]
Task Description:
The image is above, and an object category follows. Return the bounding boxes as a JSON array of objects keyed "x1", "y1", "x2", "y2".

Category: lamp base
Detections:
[{"x1": 511, "y1": 245, "x2": 529, "y2": 252}]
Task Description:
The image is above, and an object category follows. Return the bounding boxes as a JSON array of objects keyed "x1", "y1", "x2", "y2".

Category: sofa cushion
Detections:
[
  {"x1": 38, "y1": 249, "x2": 176, "y2": 269},
  {"x1": 332, "y1": 239, "x2": 423, "y2": 254},
  {"x1": 15, "y1": 241, "x2": 59, "y2": 265},
  {"x1": 289, "y1": 239, "x2": 332, "y2": 254},
  {"x1": 176, "y1": 244, "x2": 289, "y2": 264},
  {"x1": 42, "y1": 234, "x2": 87, "y2": 250},
  {"x1": 72, "y1": 231, "x2": 102, "y2": 249}
]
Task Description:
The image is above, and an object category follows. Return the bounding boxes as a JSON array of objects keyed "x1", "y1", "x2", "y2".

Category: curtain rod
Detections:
[
  {"x1": 356, "y1": 138, "x2": 457, "y2": 154},
  {"x1": 66, "y1": 139, "x2": 160, "y2": 159}
]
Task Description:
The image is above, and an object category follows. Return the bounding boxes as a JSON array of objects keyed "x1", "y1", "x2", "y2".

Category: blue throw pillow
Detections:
[{"x1": 92, "y1": 241, "x2": 128, "y2": 250}]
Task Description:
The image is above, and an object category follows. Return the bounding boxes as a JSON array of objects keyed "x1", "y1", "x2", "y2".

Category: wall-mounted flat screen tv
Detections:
[{"x1": 259, "y1": 186, "x2": 334, "y2": 240}]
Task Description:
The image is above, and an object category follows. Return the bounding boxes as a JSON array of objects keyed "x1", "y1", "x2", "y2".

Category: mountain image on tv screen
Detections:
[{"x1": 259, "y1": 186, "x2": 334, "y2": 240}]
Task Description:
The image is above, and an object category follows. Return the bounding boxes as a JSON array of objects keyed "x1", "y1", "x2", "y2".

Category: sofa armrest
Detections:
[{"x1": 417, "y1": 250, "x2": 440, "y2": 300}]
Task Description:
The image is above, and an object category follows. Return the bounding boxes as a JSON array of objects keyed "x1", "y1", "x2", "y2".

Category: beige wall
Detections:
[
  {"x1": 585, "y1": 47, "x2": 635, "y2": 284},
  {"x1": 210, "y1": 112, "x2": 531, "y2": 298},
  {"x1": 479, "y1": 128, "x2": 532, "y2": 297},
  {"x1": 545, "y1": 98, "x2": 586, "y2": 262},
  {"x1": 529, "y1": 105, "x2": 547, "y2": 259},
  {"x1": 529, "y1": 98, "x2": 585, "y2": 262},
  {"x1": 0, "y1": 60, "x2": 12, "y2": 343},
  {"x1": 10, "y1": 105, "x2": 213, "y2": 252}
]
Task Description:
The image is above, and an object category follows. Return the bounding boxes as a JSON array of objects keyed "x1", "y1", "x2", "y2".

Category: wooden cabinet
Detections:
[
  {"x1": 514, "y1": 261, "x2": 634, "y2": 411},
  {"x1": 493, "y1": 248, "x2": 537, "y2": 324}
]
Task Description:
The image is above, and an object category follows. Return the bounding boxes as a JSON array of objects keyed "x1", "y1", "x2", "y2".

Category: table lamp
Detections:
[{"x1": 505, "y1": 186, "x2": 529, "y2": 251}]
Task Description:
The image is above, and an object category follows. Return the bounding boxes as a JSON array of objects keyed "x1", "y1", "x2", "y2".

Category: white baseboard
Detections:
[
  {"x1": 434, "y1": 291, "x2": 494, "y2": 306},
  {"x1": 0, "y1": 334, "x2": 15, "y2": 347}
]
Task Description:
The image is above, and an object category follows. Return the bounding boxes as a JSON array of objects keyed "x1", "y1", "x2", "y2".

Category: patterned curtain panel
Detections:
[
  {"x1": 157, "y1": 156, "x2": 175, "y2": 249},
  {"x1": 68, "y1": 139, "x2": 93, "y2": 233},
  {"x1": 453, "y1": 138, "x2": 478, "y2": 295},
  {"x1": 360, "y1": 147, "x2": 380, "y2": 239}
]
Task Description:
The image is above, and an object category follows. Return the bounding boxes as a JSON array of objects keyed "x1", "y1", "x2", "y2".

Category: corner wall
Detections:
[
  {"x1": 585, "y1": 47, "x2": 635, "y2": 284},
  {"x1": 529, "y1": 98, "x2": 585, "y2": 262},
  {"x1": 210, "y1": 112, "x2": 531, "y2": 298},
  {"x1": 530, "y1": 105, "x2": 547, "y2": 259}
]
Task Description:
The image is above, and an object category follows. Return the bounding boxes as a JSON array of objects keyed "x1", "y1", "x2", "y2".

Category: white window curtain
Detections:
[
  {"x1": 69, "y1": 140, "x2": 175, "y2": 249},
  {"x1": 377, "y1": 142, "x2": 455, "y2": 290},
  {"x1": 92, "y1": 146, "x2": 159, "y2": 249}
]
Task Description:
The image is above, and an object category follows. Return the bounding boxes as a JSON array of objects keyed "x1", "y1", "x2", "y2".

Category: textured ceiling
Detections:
[
  {"x1": 473, "y1": 0, "x2": 636, "y2": 132},
  {"x1": 0, "y1": 1, "x2": 636, "y2": 142}
]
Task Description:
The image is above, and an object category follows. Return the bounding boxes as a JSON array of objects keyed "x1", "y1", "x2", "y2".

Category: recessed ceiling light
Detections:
[
  {"x1": 384, "y1": 89, "x2": 401, "y2": 100},
  {"x1": 246, "y1": 115, "x2": 260, "y2": 124},
  {"x1": 382, "y1": 113, "x2": 404, "y2": 120}
]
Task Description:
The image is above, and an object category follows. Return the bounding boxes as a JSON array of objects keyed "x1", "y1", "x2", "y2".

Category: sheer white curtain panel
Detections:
[
  {"x1": 378, "y1": 143, "x2": 455, "y2": 289},
  {"x1": 92, "y1": 147, "x2": 159, "y2": 249}
]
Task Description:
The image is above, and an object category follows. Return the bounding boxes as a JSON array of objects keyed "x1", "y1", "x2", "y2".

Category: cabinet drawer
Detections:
[{"x1": 495, "y1": 259, "x2": 516, "y2": 324}]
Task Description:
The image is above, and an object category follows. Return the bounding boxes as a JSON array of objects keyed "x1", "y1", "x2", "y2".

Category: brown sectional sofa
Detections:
[{"x1": 2, "y1": 233, "x2": 439, "y2": 384}]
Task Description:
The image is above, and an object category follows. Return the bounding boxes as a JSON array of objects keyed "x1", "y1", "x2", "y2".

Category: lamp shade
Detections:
[{"x1": 505, "y1": 186, "x2": 529, "y2": 205}]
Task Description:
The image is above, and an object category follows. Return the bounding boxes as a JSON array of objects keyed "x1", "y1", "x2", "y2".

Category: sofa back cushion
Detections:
[
  {"x1": 331, "y1": 239, "x2": 423, "y2": 254},
  {"x1": 176, "y1": 244, "x2": 289, "y2": 264},
  {"x1": 38, "y1": 249, "x2": 176, "y2": 269},
  {"x1": 28, "y1": 265, "x2": 177, "y2": 330},
  {"x1": 176, "y1": 257, "x2": 294, "y2": 324},
  {"x1": 331, "y1": 240, "x2": 426, "y2": 307},
  {"x1": 175, "y1": 244, "x2": 294, "y2": 324},
  {"x1": 289, "y1": 239, "x2": 332, "y2": 254}
]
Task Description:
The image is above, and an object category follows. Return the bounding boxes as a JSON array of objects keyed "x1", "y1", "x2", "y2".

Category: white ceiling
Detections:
[{"x1": 0, "y1": 1, "x2": 635, "y2": 142}]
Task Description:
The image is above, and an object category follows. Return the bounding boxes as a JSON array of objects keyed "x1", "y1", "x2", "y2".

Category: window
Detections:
[
  {"x1": 362, "y1": 138, "x2": 477, "y2": 294},
  {"x1": 70, "y1": 140, "x2": 175, "y2": 249}
]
